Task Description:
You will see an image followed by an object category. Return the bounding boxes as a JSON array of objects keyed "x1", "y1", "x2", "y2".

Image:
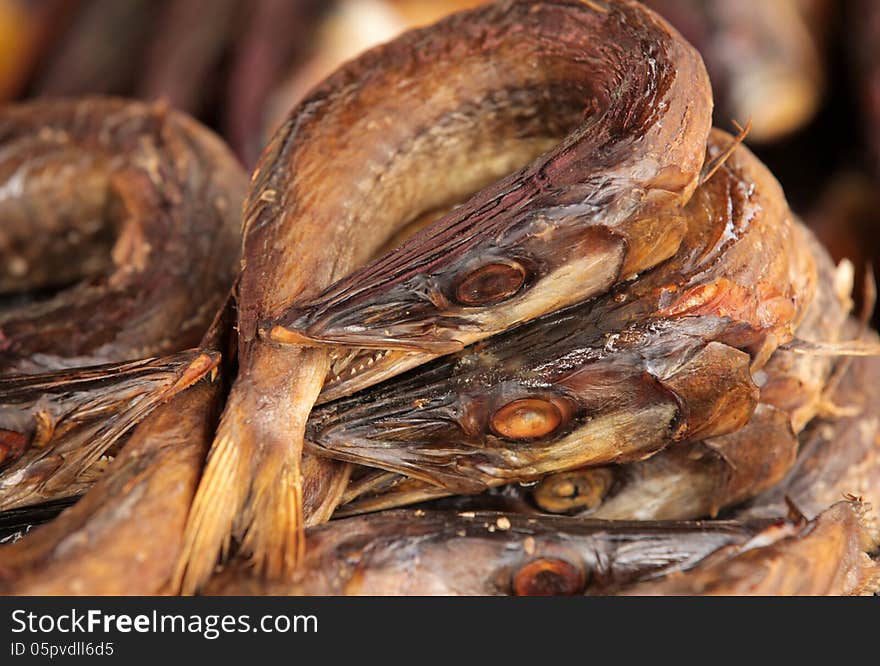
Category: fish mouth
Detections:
[
  {"x1": 307, "y1": 394, "x2": 484, "y2": 492},
  {"x1": 267, "y1": 322, "x2": 464, "y2": 355},
  {"x1": 267, "y1": 315, "x2": 467, "y2": 403},
  {"x1": 263, "y1": 221, "x2": 630, "y2": 355},
  {"x1": 263, "y1": 289, "x2": 479, "y2": 354}
]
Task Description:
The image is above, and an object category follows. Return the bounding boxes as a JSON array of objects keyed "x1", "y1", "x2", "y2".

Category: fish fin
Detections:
[
  {"x1": 239, "y1": 455, "x2": 305, "y2": 579},
  {"x1": 172, "y1": 418, "x2": 246, "y2": 594},
  {"x1": 699, "y1": 119, "x2": 751, "y2": 186},
  {"x1": 778, "y1": 338, "x2": 880, "y2": 357},
  {"x1": 173, "y1": 346, "x2": 325, "y2": 593}
]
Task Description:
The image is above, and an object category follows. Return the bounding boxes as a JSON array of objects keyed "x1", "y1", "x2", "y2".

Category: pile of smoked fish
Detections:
[{"x1": 1, "y1": 0, "x2": 879, "y2": 596}]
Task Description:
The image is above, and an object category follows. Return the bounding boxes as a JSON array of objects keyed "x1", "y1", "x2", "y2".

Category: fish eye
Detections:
[
  {"x1": 453, "y1": 260, "x2": 526, "y2": 306},
  {"x1": 512, "y1": 557, "x2": 586, "y2": 596},
  {"x1": 490, "y1": 397, "x2": 564, "y2": 440},
  {"x1": 533, "y1": 468, "x2": 615, "y2": 514}
]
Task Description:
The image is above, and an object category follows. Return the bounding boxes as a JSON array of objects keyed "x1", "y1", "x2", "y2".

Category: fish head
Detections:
[
  {"x1": 263, "y1": 191, "x2": 674, "y2": 355},
  {"x1": 306, "y1": 329, "x2": 686, "y2": 490}
]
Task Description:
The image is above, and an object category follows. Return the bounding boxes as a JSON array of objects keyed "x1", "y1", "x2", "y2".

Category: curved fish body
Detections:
[
  {"x1": 0, "y1": 97, "x2": 245, "y2": 375},
  {"x1": 307, "y1": 135, "x2": 815, "y2": 491},
  {"x1": 619, "y1": 501, "x2": 879, "y2": 595},
  {"x1": 262, "y1": 0, "x2": 712, "y2": 371},
  {"x1": 176, "y1": 0, "x2": 711, "y2": 592},
  {"x1": 0, "y1": 349, "x2": 219, "y2": 511},
  {"x1": 0, "y1": 375, "x2": 223, "y2": 595},
  {"x1": 203, "y1": 509, "x2": 787, "y2": 596}
]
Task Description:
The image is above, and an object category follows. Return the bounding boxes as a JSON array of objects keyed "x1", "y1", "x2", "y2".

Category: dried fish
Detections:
[
  {"x1": 307, "y1": 135, "x2": 814, "y2": 491},
  {"x1": 0, "y1": 98, "x2": 245, "y2": 374},
  {"x1": 175, "y1": 0, "x2": 712, "y2": 592}
]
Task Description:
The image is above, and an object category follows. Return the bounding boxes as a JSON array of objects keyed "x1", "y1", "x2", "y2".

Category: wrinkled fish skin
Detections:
[
  {"x1": 740, "y1": 340, "x2": 880, "y2": 521},
  {"x1": 0, "y1": 97, "x2": 245, "y2": 375},
  {"x1": 203, "y1": 509, "x2": 785, "y2": 596},
  {"x1": 575, "y1": 230, "x2": 850, "y2": 521},
  {"x1": 307, "y1": 134, "x2": 814, "y2": 491},
  {"x1": 175, "y1": 0, "x2": 713, "y2": 592}
]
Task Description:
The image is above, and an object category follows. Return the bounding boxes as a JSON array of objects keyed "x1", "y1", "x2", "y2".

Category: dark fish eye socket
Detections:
[
  {"x1": 512, "y1": 558, "x2": 586, "y2": 596},
  {"x1": 490, "y1": 397, "x2": 564, "y2": 440},
  {"x1": 454, "y1": 260, "x2": 526, "y2": 306},
  {"x1": 533, "y1": 468, "x2": 615, "y2": 514}
]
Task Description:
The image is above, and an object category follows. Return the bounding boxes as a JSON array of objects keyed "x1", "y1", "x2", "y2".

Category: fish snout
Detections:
[{"x1": 265, "y1": 298, "x2": 470, "y2": 354}]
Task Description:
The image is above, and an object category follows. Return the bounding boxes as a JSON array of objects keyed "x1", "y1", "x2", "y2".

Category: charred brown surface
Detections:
[{"x1": 0, "y1": 98, "x2": 245, "y2": 375}]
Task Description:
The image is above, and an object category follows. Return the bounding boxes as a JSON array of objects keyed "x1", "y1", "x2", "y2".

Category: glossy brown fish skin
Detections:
[
  {"x1": 306, "y1": 135, "x2": 815, "y2": 491},
  {"x1": 0, "y1": 349, "x2": 219, "y2": 511},
  {"x1": 0, "y1": 298, "x2": 233, "y2": 595},
  {"x1": 0, "y1": 97, "x2": 245, "y2": 375},
  {"x1": 337, "y1": 228, "x2": 849, "y2": 519},
  {"x1": 175, "y1": 0, "x2": 711, "y2": 593},
  {"x1": 572, "y1": 231, "x2": 851, "y2": 521},
  {"x1": 264, "y1": 0, "x2": 712, "y2": 361},
  {"x1": 203, "y1": 510, "x2": 784, "y2": 596},
  {"x1": 619, "y1": 502, "x2": 879, "y2": 596},
  {"x1": 0, "y1": 375, "x2": 223, "y2": 595}
]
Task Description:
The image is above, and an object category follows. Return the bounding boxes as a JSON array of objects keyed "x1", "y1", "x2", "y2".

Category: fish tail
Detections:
[
  {"x1": 173, "y1": 346, "x2": 326, "y2": 593},
  {"x1": 240, "y1": 455, "x2": 305, "y2": 579},
  {"x1": 172, "y1": 411, "x2": 248, "y2": 594}
]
